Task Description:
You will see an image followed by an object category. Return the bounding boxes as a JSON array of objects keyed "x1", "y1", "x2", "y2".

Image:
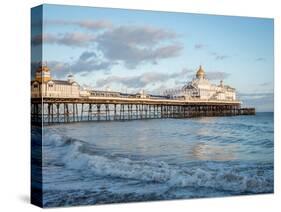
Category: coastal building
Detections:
[
  {"x1": 31, "y1": 64, "x2": 80, "y2": 98},
  {"x1": 165, "y1": 66, "x2": 236, "y2": 101}
]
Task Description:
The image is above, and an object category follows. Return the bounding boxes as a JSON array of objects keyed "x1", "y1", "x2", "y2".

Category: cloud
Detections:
[
  {"x1": 32, "y1": 23, "x2": 183, "y2": 68},
  {"x1": 58, "y1": 33, "x2": 95, "y2": 47},
  {"x1": 194, "y1": 46, "x2": 230, "y2": 61},
  {"x1": 31, "y1": 32, "x2": 96, "y2": 47},
  {"x1": 79, "y1": 51, "x2": 97, "y2": 60},
  {"x1": 96, "y1": 68, "x2": 192, "y2": 90},
  {"x1": 31, "y1": 60, "x2": 69, "y2": 79},
  {"x1": 151, "y1": 45, "x2": 183, "y2": 59},
  {"x1": 40, "y1": 51, "x2": 116, "y2": 78},
  {"x1": 47, "y1": 61, "x2": 71, "y2": 77},
  {"x1": 174, "y1": 80, "x2": 187, "y2": 85},
  {"x1": 259, "y1": 82, "x2": 272, "y2": 87},
  {"x1": 71, "y1": 57, "x2": 116, "y2": 75},
  {"x1": 210, "y1": 52, "x2": 230, "y2": 60},
  {"x1": 45, "y1": 19, "x2": 113, "y2": 30},
  {"x1": 96, "y1": 72, "x2": 171, "y2": 89},
  {"x1": 238, "y1": 92, "x2": 273, "y2": 112},
  {"x1": 238, "y1": 92, "x2": 273, "y2": 99},
  {"x1": 170, "y1": 68, "x2": 193, "y2": 78},
  {"x1": 206, "y1": 71, "x2": 230, "y2": 80},
  {"x1": 96, "y1": 25, "x2": 182, "y2": 68},
  {"x1": 150, "y1": 85, "x2": 171, "y2": 95},
  {"x1": 255, "y1": 57, "x2": 266, "y2": 62},
  {"x1": 97, "y1": 25, "x2": 177, "y2": 46},
  {"x1": 194, "y1": 44, "x2": 207, "y2": 50},
  {"x1": 215, "y1": 55, "x2": 229, "y2": 60},
  {"x1": 31, "y1": 34, "x2": 56, "y2": 46}
]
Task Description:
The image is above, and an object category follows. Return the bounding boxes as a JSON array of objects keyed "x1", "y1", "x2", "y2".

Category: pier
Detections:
[
  {"x1": 31, "y1": 64, "x2": 256, "y2": 125},
  {"x1": 31, "y1": 97, "x2": 255, "y2": 125}
]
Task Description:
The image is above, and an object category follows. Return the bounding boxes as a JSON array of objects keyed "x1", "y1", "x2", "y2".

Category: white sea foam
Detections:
[
  {"x1": 44, "y1": 129, "x2": 273, "y2": 192},
  {"x1": 39, "y1": 115, "x2": 274, "y2": 207},
  {"x1": 42, "y1": 128, "x2": 273, "y2": 195}
]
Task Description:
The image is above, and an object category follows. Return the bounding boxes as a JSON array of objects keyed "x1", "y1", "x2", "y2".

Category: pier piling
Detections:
[{"x1": 31, "y1": 97, "x2": 255, "y2": 125}]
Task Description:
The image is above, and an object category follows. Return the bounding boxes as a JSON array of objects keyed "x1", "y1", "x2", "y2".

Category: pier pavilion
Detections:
[{"x1": 165, "y1": 66, "x2": 236, "y2": 101}]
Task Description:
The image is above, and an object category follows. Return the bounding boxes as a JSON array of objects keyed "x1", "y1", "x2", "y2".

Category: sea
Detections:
[{"x1": 31, "y1": 112, "x2": 274, "y2": 207}]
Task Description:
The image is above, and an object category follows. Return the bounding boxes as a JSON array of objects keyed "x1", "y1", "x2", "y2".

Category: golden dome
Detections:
[
  {"x1": 196, "y1": 65, "x2": 205, "y2": 79},
  {"x1": 36, "y1": 64, "x2": 50, "y2": 73}
]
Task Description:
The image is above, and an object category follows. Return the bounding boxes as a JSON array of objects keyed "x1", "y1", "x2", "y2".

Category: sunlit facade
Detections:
[
  {"x1": 31, "y1": 64, "x2": 80, "y2": 98},
  {"x1": 165, "y1": 66, "x2": 236, "y2": 101}
]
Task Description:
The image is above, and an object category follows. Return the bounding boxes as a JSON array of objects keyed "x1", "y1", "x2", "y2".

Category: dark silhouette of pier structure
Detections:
[{"x1": 31, "y1": 97, "x2": 255, "y2": 125}]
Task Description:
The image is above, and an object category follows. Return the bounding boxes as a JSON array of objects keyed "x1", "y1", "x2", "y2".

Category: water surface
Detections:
[{"x1": 34, "y1": 113, "x2": 273, "y2": 207}]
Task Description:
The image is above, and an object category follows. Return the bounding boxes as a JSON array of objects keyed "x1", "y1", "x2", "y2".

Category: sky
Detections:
[{"x1": 31, "y1": 4, "x2": 274, "y2": 112}]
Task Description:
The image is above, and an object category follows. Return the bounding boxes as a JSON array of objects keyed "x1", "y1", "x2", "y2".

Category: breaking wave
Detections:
[{"x1": 42, "y1": 128, "x2": 273, "y2": 195}]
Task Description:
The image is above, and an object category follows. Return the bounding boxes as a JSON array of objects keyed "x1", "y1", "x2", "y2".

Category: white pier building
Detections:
[
  {"x1": 165, "y1": 66, "x2": 236, "y2": 101},
  {"x1": 31, "y1": 64, "x2": 80, "y2": 98}
]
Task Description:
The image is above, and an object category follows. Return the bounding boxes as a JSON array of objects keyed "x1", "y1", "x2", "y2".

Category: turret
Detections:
[
  {"x1": 196, "y1": 65, "x2": 205, "y2": 79},
  {"x1": 35, "y1": 63, "x2": 52, "y2": 83},
  {"x1": 220, "y1": 80, "x2": 224, "y2": 87},
  {"x1": 67, "y1": 73, "x2": 75, "y2": 83}
]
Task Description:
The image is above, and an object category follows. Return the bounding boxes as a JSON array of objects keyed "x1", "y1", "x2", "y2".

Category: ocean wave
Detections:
[{"x1": 42, "y1": 129, "x2": 273, "y2": 194}]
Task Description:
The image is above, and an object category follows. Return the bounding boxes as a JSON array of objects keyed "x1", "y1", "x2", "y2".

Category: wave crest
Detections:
[{"x1": 43, "y1": 129, "x2": 273, "y2": 194}]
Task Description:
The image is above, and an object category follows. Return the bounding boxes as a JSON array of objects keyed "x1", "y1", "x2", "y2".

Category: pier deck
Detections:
[{"x1": 31, "y1": 97, "x2": 255, "y2": 125}]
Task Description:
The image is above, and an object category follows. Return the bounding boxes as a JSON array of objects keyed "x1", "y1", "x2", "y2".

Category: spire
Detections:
[
  {"x1": 196, "y1": 65, "x2": 205, "y2": 79},
  {"x1": 220, "y1": 80, "x2": 224, "y2": 87}
]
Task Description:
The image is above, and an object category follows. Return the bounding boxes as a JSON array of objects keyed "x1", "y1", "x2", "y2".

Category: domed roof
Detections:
[
  {"x1": 36, "y1": 64, "x2": 50, "y2": 73},
  {"x1": 196, "y1": 65, "x2": 205, "y2": 79}
]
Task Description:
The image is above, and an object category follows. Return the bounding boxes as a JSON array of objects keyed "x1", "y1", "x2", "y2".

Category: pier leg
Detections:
[
  {"x1": 114, "y1": 104, "x2": 117, "y2": 120},
  {"x1": 73, "y1": 104, "x2": 75, "y2": 122},
  {"x1": 97, "y1": 104, "x2": 101, "y2": 121},
  {"x1": 119, "y1": 104, "x2": 122, "y2": 120},
  {"x1": 81, "y1": 103, "x2": 84, "y2": 121},
  {"x1": 127, "y1": 104, "x2": 130, "y2": 120},
  {"x1": 56, "y1": 104, "x2": 59, "y2": 123},
  {"x1": 47, "y1": 103, "x2": 50, "y2": 124},
  {"x1": 66, "y1": 104, "x2": 69, "y2": 123},
  {"x1": 76, "y1": 104, "x2": 79, "y2": 121},
  {"x1": 88, "y1": 104, "x2": 92, "y2": 121}
]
